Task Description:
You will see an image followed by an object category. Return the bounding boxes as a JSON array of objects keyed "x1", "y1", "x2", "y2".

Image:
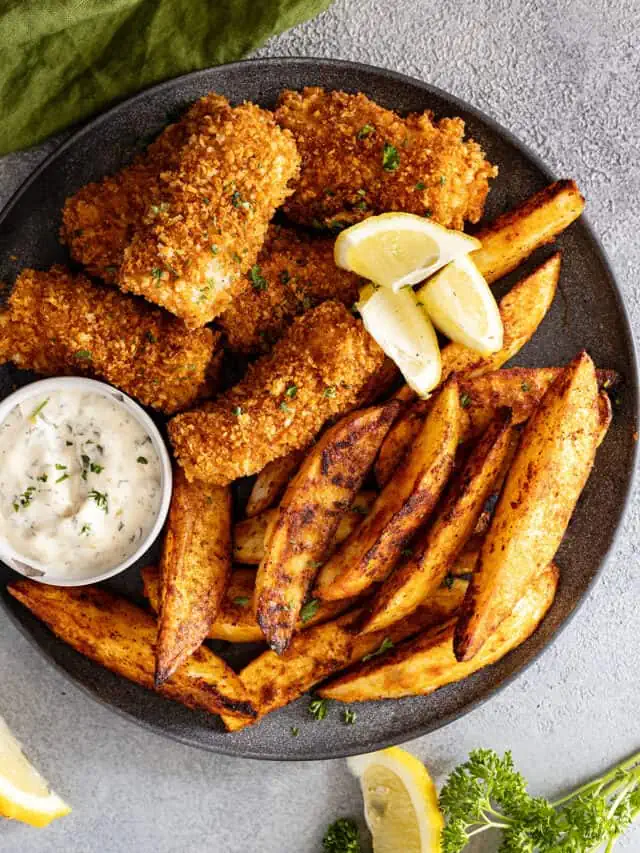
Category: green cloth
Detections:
[{"x1": 0, "y1": 0, "x2": 333, "y2": 155}]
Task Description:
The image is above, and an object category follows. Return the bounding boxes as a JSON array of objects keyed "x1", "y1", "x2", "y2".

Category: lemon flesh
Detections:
[
  {"x1": 418, "y1": 254, "x2": 503, "y2": 354},
  {"x1": 357, "y1": 284, "x2": 441, "y2": 397},
  {"x1": 335, "y1": 212, "x2": 481, "y2": 291},
  {"x1": 0, "y1": 715, "x2": 70, "y2": 827},
  {"x1": 348, "y1": 746, "x2": 444, "y2": 853}
]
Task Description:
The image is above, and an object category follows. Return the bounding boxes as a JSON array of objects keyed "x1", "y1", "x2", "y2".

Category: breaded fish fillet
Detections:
[
  {"x1": 118, "y1": 97, "x2": 300, "y2": 328},
  {"x1": 168, "y1": 301, "x2": 385, "y2": 485},
  {"x1": 0, "y1": 266, "x2": 218, "y2": 414},
  {"x1": 61, "y1": 94, "x2": 226, "y2": 283},
  {"x1": 216, "y1": 224, "x2": 363, "y2": 353},
  {"x1": 275, "y1": 88, "x2": 497, "y2": 230}
]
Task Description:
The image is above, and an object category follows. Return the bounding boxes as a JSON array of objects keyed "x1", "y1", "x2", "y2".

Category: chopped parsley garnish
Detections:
[
  {"x1": 355, "y1": 199, "x2": 367, "y2": 211},
  {"x1": 137, "y1": 456, "x2": 148, "y2": 465},
  {"x1": 521, "y1": 381, "x2": 531, "y2": 392},
  {"x1": 80, "y1": 523, "x2": 92, "y2": 536},
  {"x1": 88, "y1": 489, "x2": 108, "y2": 512},
  {"x1": 55, "y1": 473, "x2": 70, "y2": 484},
  {"x1": 415, "y1": 181, "x2": 426, "y2": 190},
  {"x1": 382, "y1": 142, "x2": 400, "y2": 171},
  {"x1": 342, "y1": 709, "x2": 357, "y2": 725},
  {"x1": 231, "y1": 406, "x2": 243, "y2": 416},
  {"x1": 300, "y1": 599, "x2": 320, "y2": 624},
  {"x1": 285, "y1": 384, "x2": 298, "y2": 398},
  {"x1": 233, "y1": 596, "x2": 250, "y2": 607},
  {"x1": 323, "y1": 386, "x2": 337, "y2": 399},
  {"x1": 74, "y1": 349, "x2": 92, "y2": 360},
  {"x1": 151, "y1": 268, "x2": 163, "y2": 280},
  {"x1": 460, "y1": 393, "x2": 472, "y2": 409},
  {"x1": 362, "y1": 637, "x2": 394, "y2": 662},
  {"x1": 37, "y1": 473, "x2": 48, "y2": 483},
  {"x1": 13, "y1": 486, "x2": 36, "y2": 512},
  {"x1": 356, "y1": 188, "x2": 367, "y2": 196},
  {"x1": 280, "y1": 269, "x2": 290, "y2": 285},
  {"x1": 90, "y1": 462, "x2": 104, "y2": 474},
  {"x1": 29, "y1": 398, "x2": 49, "y2": 422},
  {"x1": 322, "y1": 818, "x2": 361, "y2": 853},
  {"x1": 279, "y1": 402, "x2": 291, "y2": 413},
  {"x1": 249, "y1": 264, "x2": 268, "y2": 291},
  {"x1": 308, "y1": 698, "x2": 328, "y2": 721},
  {"x1": 231, "y1": 190, "x2": 251, "y2": 210},
  {"x1": 357, "y1": 124, "x2": 375, "y2": 139},
  {"x1": 443, "y1": 573, "x2": 455, "y2": 589},
  {"x1": 291, "y1": 726, "x2": 300, "y2": 737},
  {"x1": 55, "y1": 464, "x2": 67, "y2": 470},
  {"x1": 146, "y1": 331, "x2": 158, "y2": 344},
  {"x1": 440, "y1": 175, "x2": 447, "y2": 185},
  {"x1": 210, "y1": 244, "x2": 219, "y2": 255}
]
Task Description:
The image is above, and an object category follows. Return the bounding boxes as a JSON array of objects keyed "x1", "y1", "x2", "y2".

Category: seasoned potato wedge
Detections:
[
  {"x1": 318, "y1": 564, "x2": 558, "y2": 702},
  {"x1": 221, "y1": 579, "x2": 468, "y2": 731},
  {"x1": 155, "y1": 473, "x2": 232, "y2": 685},
  {"x1": 375, "y1": 364, "x2": 616, "y2": 488},
  {"x1": 8, "y1": 581, "x2": 255, "y2": 720},
  {"x1": 245, "y1": 450, "x2": 305, "y2": 517},
  {"x1": 255, "y1": 402, "x2": 400, "y2": 652},
  {"x1": 454, "y1": 352, "x2": 601, "y2": 661},
  {"x1": 314, "y1": 380, "x2": 460, "y2": 602},
  {"x1": 233, "y1": 490, "x2": 378, "y2": 565},
  {"x1": 472, "y1": 180, "x2": 584, "y2": 284},
  {"x1": 143, "y1": 566, "x2": 354, "y2": 643},
  {"x1": 363, "y1": 411, "x2": 515, "y2": 633}
]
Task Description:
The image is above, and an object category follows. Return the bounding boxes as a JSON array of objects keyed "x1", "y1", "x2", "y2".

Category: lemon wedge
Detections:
[
  {"x1": 347, "y1": 746, "x2": 444, "y2": 853},
  {"x1": 335, "y1": 213, "x2": 481, "y2": 291},
  {"x1": 417, "y1": 254, "x2": 503, "y2": 354},
  {"x1": 0, "y1": 714, "x2": 70, "y2": 827},
  {"x1": 357, "y1": 283, "x2": 441, "y2": 397}
]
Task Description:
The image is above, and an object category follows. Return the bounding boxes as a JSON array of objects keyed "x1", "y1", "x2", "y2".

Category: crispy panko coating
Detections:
[
  {"x1": 61, "y1": 94, "x2": 226, "y2": 283},
  {"x1": 0, "y1": 266, "x2": 218, "y2": 414},
  {"x1": 118, "y1": 97, "x2": 300, "y2": 328},
  {"x1": 275, "y1": 87, "x2": 497, "y2": 230},
  {"x1": 168, "y1": 301, "x2": 385, "y2": 485},
  {"x1": 216, "y1": 224, "x2": 363, "y2": 353}
]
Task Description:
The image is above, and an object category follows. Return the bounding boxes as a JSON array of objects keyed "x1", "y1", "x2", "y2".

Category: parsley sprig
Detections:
[{"x1": 439, "y1": 748, "x2": 640, "y2": 852}]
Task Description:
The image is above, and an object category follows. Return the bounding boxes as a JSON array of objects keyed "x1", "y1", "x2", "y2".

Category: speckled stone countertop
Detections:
[{"x1": 1, "y1": 2, "x2": 639, "y2": 851}]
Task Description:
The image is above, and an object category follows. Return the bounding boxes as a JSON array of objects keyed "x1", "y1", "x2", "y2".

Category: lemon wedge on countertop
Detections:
[
  {"x1": 357, "y1": 283, "x2": 441, "y2": 397},
  {"x1": 335, "y1": 212, "x2": 481, "y2": 291},
  {"x1": 348, "y1": 746, "x2": 444, "y2": 853},
  {"x1": 417, "y1": 254, "x2": 503, "y2": 355},
  {"x1": 0, "y1": 714, "x2": 70, "y2": 827}
]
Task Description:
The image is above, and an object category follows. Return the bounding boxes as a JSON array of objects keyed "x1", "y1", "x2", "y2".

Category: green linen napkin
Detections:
[{"x1": 0, "y1": 0, "x2": 333, "y2": 155}]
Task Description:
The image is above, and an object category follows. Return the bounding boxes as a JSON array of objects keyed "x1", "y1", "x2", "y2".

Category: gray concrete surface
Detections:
[{"x1": 1, "y1": 1, "x2": 639, "y2": 850}]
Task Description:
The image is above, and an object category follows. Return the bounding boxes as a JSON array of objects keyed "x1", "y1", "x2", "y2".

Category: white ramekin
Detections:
[{"x1": 0, "y1": 377, "x2": 172, "y2": 586}]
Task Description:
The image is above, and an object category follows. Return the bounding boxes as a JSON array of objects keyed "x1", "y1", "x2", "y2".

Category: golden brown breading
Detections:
[
  {"x1": 0, "y1": 266, "x2": 218, "y2": 414},
  {"x1": 61, "y1": 94, "x2": 225, "y2": 283},
  {"x1": 216, "y1": 224, "x2": 363, "y2": 353},
  {"x1": 168, "y1": 301, "x2": 385, "y2": 485},
  {"x1": 118, "y1": 97, "x2": 300, "y2": 328},
  {"x1": 275, "y1": 87, "x2": 497, "y2": 230}
]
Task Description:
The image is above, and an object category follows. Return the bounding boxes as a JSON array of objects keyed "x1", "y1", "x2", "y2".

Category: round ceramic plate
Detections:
[{"x1": 0, "y1": 58, "x2": 637, "y2": 760}]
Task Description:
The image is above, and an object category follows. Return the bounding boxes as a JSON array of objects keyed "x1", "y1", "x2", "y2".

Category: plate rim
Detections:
[{"x1": 1, "y1": 55, "x2": 638, "y2": 761}]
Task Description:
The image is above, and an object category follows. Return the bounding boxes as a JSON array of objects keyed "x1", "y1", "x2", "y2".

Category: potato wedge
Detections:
[
  {"x1": 318, "y1": 564, "x2": 558, "y2": 702},
  {"x1": 472, "y1": 180, "x2": 584, "y2": 284},
  {"x1": 142, "y1": 566, "x2": 354, "y2": 643},
  {"x1": 363, "y1": 411, "x2": 515, "y2": 633},
  {"x1": 8, "y1": 580, "x2": 255, "y2": 720},
  {"x1": 314, "y1": 380, "x2": 460, "y2": 602},
  {"x1": 255, "y1": 402, "x2": 400, "y2": 652},
  {"x1": 245, "y1": 450, "x2": 305, "y2": 517},
  {"x1": 454, "y1": 351, "x2": 600, "y2": 662},
  {"x1": 221, "y1": 579, "x2": 468, "y2": 731},
  {"x1": 155, "y1": 473, "x2": 232, "y2": 685},
  {"x1": 233, "y1": 491, "x2": 378, "y2": 565},
  {"x1": 375, "y1": 363, "x2": 615, "y2": 488}
]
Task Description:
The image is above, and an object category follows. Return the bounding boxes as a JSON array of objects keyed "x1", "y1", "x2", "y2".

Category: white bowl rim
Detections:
[{"x1": 0, "y1": 377, "x2": 172, "y2": 586}]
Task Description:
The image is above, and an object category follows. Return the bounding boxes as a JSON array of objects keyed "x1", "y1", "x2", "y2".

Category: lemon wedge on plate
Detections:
[
  {"x1": 348, "y1": 746, "x2": 444, "y2": 853},
  {"x1": 0, "y1": 715, "x2": 70, "y2": 827},
  {"x1": 335, "y1": 213, "x2": 480, "y2": 291},
  {"x1": 357, "y1": 283, "x2": 441, "y2": 397},
  {"x1": 417, "y1": 254, "x2": 503, "y2": 354}
]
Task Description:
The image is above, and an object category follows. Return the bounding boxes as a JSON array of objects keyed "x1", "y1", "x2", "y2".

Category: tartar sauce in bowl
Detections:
[{"x1": 0, "y1": 378, "x2": 172, "y2": 584}]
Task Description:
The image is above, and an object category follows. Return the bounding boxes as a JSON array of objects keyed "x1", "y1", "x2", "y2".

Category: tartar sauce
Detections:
[{"x1": 0, "y1": 390, "x2": 162, "y2": 579}]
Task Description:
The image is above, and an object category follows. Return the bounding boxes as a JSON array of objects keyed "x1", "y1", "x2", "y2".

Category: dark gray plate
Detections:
[{"x1": 0, "y1": 58, "x2": 637, "y2": 760}]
